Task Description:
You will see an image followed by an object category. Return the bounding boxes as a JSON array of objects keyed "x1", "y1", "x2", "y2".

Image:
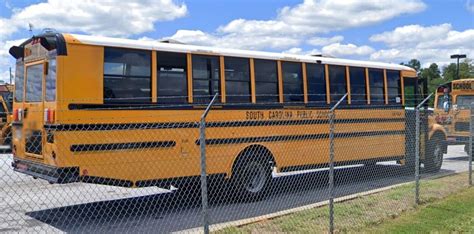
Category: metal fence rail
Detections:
[{"x1": 0, "y1": 97, "x2": 472, "y2": 233}]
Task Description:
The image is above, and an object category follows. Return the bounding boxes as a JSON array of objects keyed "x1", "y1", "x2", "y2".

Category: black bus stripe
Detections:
[
  {"x1": 196, "y1": 130, "x2": 405, "y2": 146},
  {"x1": 70, "y1": 141, "x2": 176, "y2": 152},
  {"x1": 68, "y1": 103, "x2": 404, "y2": 111},
  {"x1": 46, "y1": 118, "x2": 405, "y2": 132}
]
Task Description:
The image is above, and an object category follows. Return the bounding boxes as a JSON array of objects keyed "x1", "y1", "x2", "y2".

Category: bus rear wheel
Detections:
[
  {"x1": 231, "y1": 159, "x2": 272, "y2": 201},
  {"x1": 425, "y1": 137, "x2": 444, "y2": 173}
]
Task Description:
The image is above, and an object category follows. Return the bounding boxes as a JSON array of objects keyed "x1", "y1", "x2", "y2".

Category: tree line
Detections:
[{"x1": 400, "y1": 58, "x2": 474, "y2": 99}]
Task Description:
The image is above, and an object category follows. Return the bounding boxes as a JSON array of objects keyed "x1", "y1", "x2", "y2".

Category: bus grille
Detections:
[
  {"x1": 455, "y1": 122, "x2": 470, "y2": 132},
  {"x1": 25, "y1": 130, "x2": 42, "y2": 155}
]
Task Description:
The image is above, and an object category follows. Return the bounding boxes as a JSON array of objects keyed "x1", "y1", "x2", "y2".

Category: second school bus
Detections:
[
  {"x1": 0, "y1": 84, "x2": 13, "y2": 146},
  {"x1": 9, "y1": 32, "x2": 447, "y2": 198},
  {"x1": 433, "y1": 78, "x2": 474, "y2": 152}
]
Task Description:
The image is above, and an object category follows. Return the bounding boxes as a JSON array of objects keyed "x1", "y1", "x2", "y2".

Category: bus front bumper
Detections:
[
  {"x1": 12, "y1": 158, "x2": 79, "y2": 184},
  {"x1": 446, "y1": 136, "x2": 470, "y2": 145}
]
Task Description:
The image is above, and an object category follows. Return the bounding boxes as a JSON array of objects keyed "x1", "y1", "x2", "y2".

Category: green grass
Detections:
[
  {"x1": 216, "y1": 173, "x2": 471, "y2": 233},
  {"x1": 366, "y1": 187, "x2": 474, "y2": 233}
]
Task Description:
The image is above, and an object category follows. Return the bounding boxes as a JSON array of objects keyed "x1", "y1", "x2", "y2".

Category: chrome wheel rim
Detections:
[
  {"x1": 433, "y1": 144, "x2": 442, "y2": 168},
  {"x1": 244, "y1": 163, "x2": 266, "y2": 193}
]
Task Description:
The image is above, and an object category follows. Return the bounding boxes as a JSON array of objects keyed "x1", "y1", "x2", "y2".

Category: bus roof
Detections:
[
  {"x1": 452, "y1": 78, "x2": 474, "y2": 82},
  {"x1": 437, "y1": 78, "x2": 474, "y2": 87},
  {"x1": 66, "y1": 33, "x2": 415, "y2": 72}
]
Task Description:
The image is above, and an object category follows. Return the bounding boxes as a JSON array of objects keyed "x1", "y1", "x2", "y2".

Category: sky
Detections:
[{"x1": 0, "y1": 0, "x2": 473, "y2": 82}]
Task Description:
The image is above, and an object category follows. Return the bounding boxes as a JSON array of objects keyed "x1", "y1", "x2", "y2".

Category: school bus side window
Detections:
[
  {"x1": 225, "y1": 57, "x2": 251, "y2": 103},
  {"x1": 14, "y1": 60, "x2": 24, "y2": 102},
  {"x1": 386, "y1": 70, "x2": 401, "y2": 105},
  {"x1": 306, "y1": 63, "x2": 326, "y2": 104},
  {"x1": 404, "y1": 78, "x2": 417, "y2": 107},
  {"x1": 156, "y1": 52, "x2": 188, "y2": 104},
  {"x1": 254, "y1": 59, "x2": 279, "y2": 103},
  {"x1": 103, "y1": 47, "x2": 151, "y2": 103},
  {"x1": 192, "y1": 55, "x2": 220, "y2": 104},
  {"x1": 349, "y1": 67, "x2": 367, "y2": 105},
  {"x1": 328, "y1": 65, "x2": 347, "y2": 104},
  {"x1": 368, "y1": 69, "x2": 385, "y2": 105},
  {"x1": 282, "y1": 62, "x2": 303, "y2": 103}
]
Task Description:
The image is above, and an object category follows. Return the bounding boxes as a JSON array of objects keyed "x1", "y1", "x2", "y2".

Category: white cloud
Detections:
[
  {"x1": 0, "y1": 38, "x2": 26, "y2": 82},
  {"x1": 369, "y1": 24, "x2": 474, "y2": 66},
  {"x1": 167, "y1": 30, "x2": 301, "y2": 50},
  {"x1": 306, "y1": 36, "x2": 344, "y2": 46},
  {"x1": 218, "y1": 0, "x2": 425, "y2": 36},
  {"x1": 467, "y1": 0, "x2": 474, "y2": 12},
  {"x1": 4, "y1": 0, "x2": 11, "y2": 9},
  {"x1": 369, "y1": 24, "x2": 452, "y2": 47},
  {"x1": 282, "y1": 47, "x2": 321, "y2": 55},
  {"x1": 0, "y1": 0, "x2": 187, "y2": 39},
  {"x1": 283, "y1": 48, "x2": 304, "y2": 54},
  {"x1": 167, "y1": 0, "x2": 425, "y2": 51},
  {"x1": 0, "y1": 0, "x2": 187, "y2": 82},
  {"x1": 0, "y1": 18, "x2": 16, "y2": 41},
  {"x1": 322, "y1": 43, "x2": 375, "y2": 57}
]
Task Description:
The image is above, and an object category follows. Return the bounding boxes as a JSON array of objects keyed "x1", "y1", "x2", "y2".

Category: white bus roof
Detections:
[{"x1": 68, "y1": 33, "x2": 415, "y2": 72}]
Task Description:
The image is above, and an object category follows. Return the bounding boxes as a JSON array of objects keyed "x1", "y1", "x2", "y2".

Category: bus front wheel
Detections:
[
  {"x1": 231, "y1": 159, "x2": 272, "y2": 201},
  {"x1": 425, "y1": 137, "x2": 444, "y2": 173}
]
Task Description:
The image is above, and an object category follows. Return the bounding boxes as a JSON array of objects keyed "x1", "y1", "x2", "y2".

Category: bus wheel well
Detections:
[{"x1": 231, "y1": 145, "x2": 276, "y2": 176}]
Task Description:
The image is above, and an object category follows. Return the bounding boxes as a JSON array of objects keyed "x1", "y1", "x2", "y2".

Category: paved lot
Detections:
[{"x1": 0, "y1": 145, "x2": 471, "y2": 233}]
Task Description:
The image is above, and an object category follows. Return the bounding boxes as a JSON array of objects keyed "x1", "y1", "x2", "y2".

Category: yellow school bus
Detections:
[
  {"x1": 9, "y1": 32, "x2": 447, "y2": 198},
  {"x1": 0, "y1": 84, "x2": 13, "y2": 146},
  {"x1": 433, "y1": 79, "x2": 474, "y2": 152}
]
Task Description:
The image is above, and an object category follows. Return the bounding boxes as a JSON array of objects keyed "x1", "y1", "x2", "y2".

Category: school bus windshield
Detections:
[{"x1": 456, "y1": 95, "x2": 474, "y2": 109}]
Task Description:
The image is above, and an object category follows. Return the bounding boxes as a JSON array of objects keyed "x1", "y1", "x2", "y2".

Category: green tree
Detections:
[
  {"x1": 400, "y1": 59, "x2": 422, "y2": 73},
  {"x1": 420, "y1": 63, "x2": 441, "y2": 81},
  {"x1": 421, "y1": 63, "x2": 443, "y2": 106},
  {"x1": 442, "y1": 59, "x2": 474, "y2": 80}
]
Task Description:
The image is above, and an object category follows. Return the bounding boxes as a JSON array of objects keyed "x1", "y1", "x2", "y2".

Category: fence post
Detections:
[
  {"x1": 328, "y1": 93, "x2": 348, "y2": 234},
  {"x1": 415, "y1": 93, "x2": 433, "y2": 205},
  {"x1": 414, "y1": 106, "x2": 421, "y2": 205},
  {"x1": 199, "y1": 93, "x2": 219, "y2": 234},
  {"x1": 470, "y1": 103, "x2": 473, "y2": 186}
]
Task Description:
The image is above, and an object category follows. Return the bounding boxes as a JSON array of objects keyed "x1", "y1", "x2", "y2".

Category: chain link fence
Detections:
[{"x1": 0, "y1": 96, "x2": 473, "y2": 233}]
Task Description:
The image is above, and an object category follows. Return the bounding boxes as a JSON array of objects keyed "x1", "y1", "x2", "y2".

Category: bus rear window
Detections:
[
  {"x1": 25, "y1": 64, "x2": 43, "y2": 102},
  {"x1": 14, "y1": 60, "x2": 24, "y2": 102},
  {"x1": 45, "y1": 57, "x2": 56, "y2": 102}
]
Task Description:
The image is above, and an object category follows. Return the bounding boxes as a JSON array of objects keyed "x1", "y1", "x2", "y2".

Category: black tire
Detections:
[
  {"x1": 3, "y1": 131, "x2": 12, "y2": 153},
  {"x1": 4, "y1": 131, "x2": 11, "y2": 145},
  {"x1": 425, "y1": 137, "x2": 444, "y2": 173},
  {"x1": 403, "y1": 153, "x2": 417, "y2": 173},
  {"x1": 231, "y1": 159, "x2": 272, "y2": 201}
]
